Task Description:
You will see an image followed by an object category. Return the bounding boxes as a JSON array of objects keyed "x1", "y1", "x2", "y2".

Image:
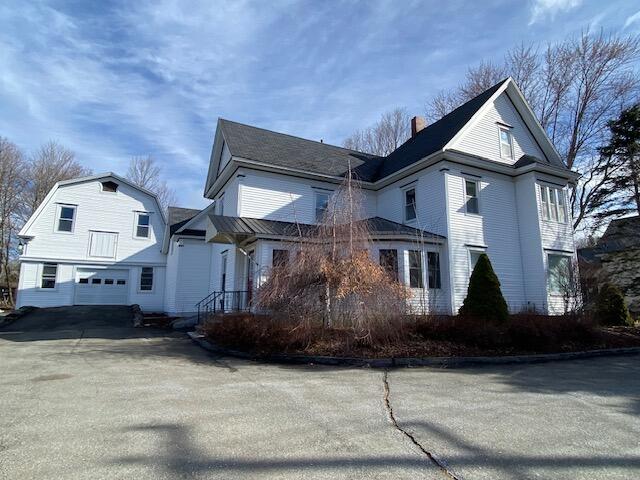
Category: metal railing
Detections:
[{"x1": 196, "y1": 290, "x2": 251, "y2": 324}]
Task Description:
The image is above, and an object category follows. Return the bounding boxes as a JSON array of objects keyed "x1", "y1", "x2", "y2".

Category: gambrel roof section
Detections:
[{"x1": 19, "y1": 172, "x2": 167, "y2": 237}]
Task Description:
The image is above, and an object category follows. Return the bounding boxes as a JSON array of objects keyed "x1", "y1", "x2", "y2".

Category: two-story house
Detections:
[{"x1": 17, "y1": 77, "x2": 579, "y2": 316}]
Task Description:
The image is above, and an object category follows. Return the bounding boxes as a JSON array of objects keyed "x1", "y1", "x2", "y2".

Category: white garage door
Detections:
[{"x1": 74, "y1": 268, "x2": 129, "y2": 305}]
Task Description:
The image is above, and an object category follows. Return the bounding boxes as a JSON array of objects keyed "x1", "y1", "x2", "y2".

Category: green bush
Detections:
[
  {"x1": 596, "y1": 284, "x2": 632, "y2": 326},
  {"x1": 459, "y1": 253, "x2": 509, "y2": 323}
]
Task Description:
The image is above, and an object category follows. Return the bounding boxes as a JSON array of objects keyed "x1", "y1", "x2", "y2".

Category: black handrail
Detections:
[{"x1": 196, "y1": 290, "x2": 251, "y2": 324}]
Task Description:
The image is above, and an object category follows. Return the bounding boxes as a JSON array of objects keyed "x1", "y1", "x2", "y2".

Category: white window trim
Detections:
[
  {"x1": 499, "y1": 126, "x2": 514, "y2": 160},
  {"x1": 403, "y1": 187, "x2": 417, "y2": 224},
  {"x1": 407, "y1": 249, "x2": 425, "y2": 289},
  {"x1": 133, "y1": 212, "x2": 152, "y2": 240},
  {"x1": 314, "y1": 191, "x2": 330, "y2": 222},
  {"x1": 39, "y1": 263, "x2": 58, "y2": 290},
  {"x1": 426, "y1": 250, "x2": 441, "y2": 290},
  {"x1": 467, "y1": 247, "x2": 487, "y2": 276},
  {"x1": 546, "y1": 253, "x2": 573, "y2": 297},
  {"x1": 463, "y1": 178, "x2": 480, "y2": 216},
  {"x1": 539, "y1": 184, "x2": 567, "y2": 224},
  {"x1": 138, "y1": 266, "x2": 154, "y2": 293},
  {"x1": 54, "y1": 204, "x2": 76, "y2": 234}
]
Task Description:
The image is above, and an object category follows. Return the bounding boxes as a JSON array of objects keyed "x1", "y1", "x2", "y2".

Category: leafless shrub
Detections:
[{"x1": 257, "y1": 167, "x2": 409, "y2": 346}]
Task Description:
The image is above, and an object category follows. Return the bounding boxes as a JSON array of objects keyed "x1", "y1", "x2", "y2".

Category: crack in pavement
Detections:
[{"x1": 382, "y1": 370, "x2": 462, "y2": 480}]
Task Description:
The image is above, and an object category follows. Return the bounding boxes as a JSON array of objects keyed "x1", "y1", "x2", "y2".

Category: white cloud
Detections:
[
  {"x1": 624, "y1": 10, "x2": 640, "y2": 29},
  {"x1": 529, "y1": 0, "x2": 583, "y2": 25}
]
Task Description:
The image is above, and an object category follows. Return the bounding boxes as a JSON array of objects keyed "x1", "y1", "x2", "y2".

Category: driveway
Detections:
[{"x1": 1, "y1": 310, "x2": 639, "y2": 480}]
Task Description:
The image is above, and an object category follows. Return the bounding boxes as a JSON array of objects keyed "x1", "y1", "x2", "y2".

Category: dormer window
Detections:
[
  {"x1": 499, "y1": 127, "x2": 514, "y2": 159},
  {"x1": 101, "y1": 181, "x2": 119, "y2": 192}
]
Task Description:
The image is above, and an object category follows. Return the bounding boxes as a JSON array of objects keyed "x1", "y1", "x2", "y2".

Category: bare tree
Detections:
[
  {"x1": 343, "y1": 108, "x2": 411, "y2": 156},
  {"x1": 426, "y1": 30, "x2": 640, "y2": 233},
  {"x1": 126, "y1": 155, "x2": 176, "y2": 213},
  {"x1": 0, "y1": 138, "x2": 27, "y2": 305},
  {"x1": 25, "y1": 141, "x2": 90, "y2": 217}
]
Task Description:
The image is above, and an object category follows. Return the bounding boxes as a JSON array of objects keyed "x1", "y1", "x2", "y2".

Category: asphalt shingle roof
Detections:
[{"x1": 168, "y1": 206, "x2": 204, "y2": 236}]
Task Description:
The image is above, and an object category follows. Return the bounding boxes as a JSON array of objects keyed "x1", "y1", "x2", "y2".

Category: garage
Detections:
[{"x1": 74, "y1": 268, "x2": 129, "y2": 305}]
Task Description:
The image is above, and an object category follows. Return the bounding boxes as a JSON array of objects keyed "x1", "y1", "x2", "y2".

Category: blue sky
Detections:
[{"x1": 1, "y1": 0, "x2": 639, "y2": 208}]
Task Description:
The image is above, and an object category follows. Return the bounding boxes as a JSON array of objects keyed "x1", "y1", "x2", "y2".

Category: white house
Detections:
[{"x1": 17, "y1": 77, "x2": 579, "y2": 316}]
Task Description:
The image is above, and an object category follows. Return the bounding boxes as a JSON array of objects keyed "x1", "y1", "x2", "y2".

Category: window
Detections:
[
  {"x1": 427, "y1": 252, "x2": 441, "y2": 289},
  {"x1": 499, "y1": 128, "x2": 513, "y2": 159},
  {"x1": 315, "y1": 192, "x2": 330, "y2": 222},
  {"x1": 464, "y1": 180, "x2": 479, "y2": 214},
  {"x1": 56, "y1": 205, "x2": 76, "y2": 232},
  {"x1": 91, "y1": 278, "x2": 102, "y2": 285},
  {"x1": 135, "y1": 213, "x2": 150, "y2": 238},
  {"x1": 547, "y1": 254, "x2": 571, "y2": 294},
  {"x1": 104, "y1": 279, "x2": 114, "y2": 285},
  {"x1": 404, "y1": 188, "x2": 416, "y2": 222},
  {"x1": 78, "y1": 278, "x2": 89, "y2": 284},
  {"x1": 101, "y1": 181, "x2": 118, "y2": 192},
  {"x1": 140, "y1": 267, "x2": 153, "y2": 291},
  {"x1": 408, "y1": 250, "x2": 423, "y2": 288},
  {"x1": 469, "y1": 249, "x2": 485, "y2": 274},
  {"x1": 379, "y1": 249, "x2": 399, "y2": 281},
  {"x1": 215, "y1": 195, "x2": 224, "y2": 215},
  {"x1": 540, "y1": 185, "x2": 567, "y2": 223},
  {"x1": 117, "y1": 280, "x2": 126, "y2": 285},
  {"x1": 41, "y1": 264, "x2": 57, "y2": 289},
  {"x1": 272, "y1": 249, "x2": 289, "y2": 269}
]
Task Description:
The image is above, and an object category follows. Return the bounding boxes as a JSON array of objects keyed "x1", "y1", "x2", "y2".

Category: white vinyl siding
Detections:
[
  {"x1": 88, "y1": 231, "x2": 118, "y2": 258},
  {"x1": 453, "y1": 92, "x2": 547, "y2": 165}
]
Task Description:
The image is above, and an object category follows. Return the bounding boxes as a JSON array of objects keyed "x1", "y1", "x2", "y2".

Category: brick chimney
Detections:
[{"x1": 411, "y1": 116, "x2": 426, "y2": 137}]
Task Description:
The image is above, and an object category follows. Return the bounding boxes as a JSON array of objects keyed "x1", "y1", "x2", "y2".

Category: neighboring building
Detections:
[
  {"x1": 17, "y1": 77, "x2": 579, "y2": 316},
  {"x1": 578, "y1": 215, "x2": 640, "y2": 315}
]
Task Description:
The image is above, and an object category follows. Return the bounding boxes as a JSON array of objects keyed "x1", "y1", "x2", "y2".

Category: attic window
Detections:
[
  {"x1": 499, "y1": 128, "x2": 514, "y2": 159},
  {"x1": 101, "y1": 181, "x2": 119, "y2": 192}
]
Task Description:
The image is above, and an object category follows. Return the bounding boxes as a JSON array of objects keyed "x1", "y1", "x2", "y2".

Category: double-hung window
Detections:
[
  {"x1": 379, "y1": 249, "x2": 399, "y2": 281},
  {"x1": 404, "y1": 188, "x2": 416, "y2": 222},
  {"x1": 464, "y1": 180, "x2": 479, "y2": 214},
  {"x1": 315, "y1": 191, "x2": 330, "y2": 222},
  {"x1": 468, "y1": 249, "x2": 485, "y2": 275},
  {"x1": 408, "y1": 250, "x2": 424, "y2": 288},
  {"x1": 56, "y1": 205, "x2": 76, "y2": 233},
  {"x1": 135, "y1": 213, "x2": 150, "y2": 238},
  {"x1": 540, "y1": 185, "x2": 567, "y2": 223},
  {"x1": 139, "y1": 267, "x2": 153, "y2": 291},
  {"x1": 41, "y1": 263, "x2": 57, "y2": 289},
  {"x1": 427, "y1": 252, "x2": 441, "y2": 289},
  {"x1": 547, "y1": 254, "x2": 571, "y2": 294},
  {"x1": 499, "y1": 128, "x2": 513, "y2": 159}
]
